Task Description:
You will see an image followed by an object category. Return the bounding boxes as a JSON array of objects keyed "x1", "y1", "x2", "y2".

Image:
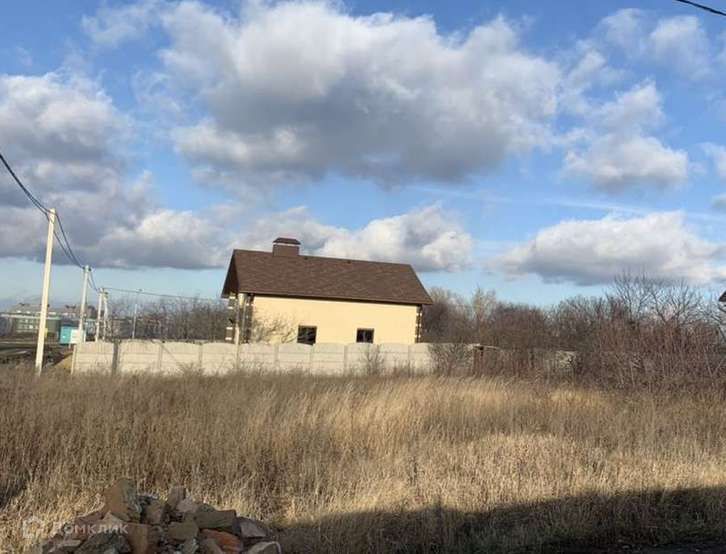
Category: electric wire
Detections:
[{"x1": 674, "y1": 0, "x2": 726, "y2": 16}]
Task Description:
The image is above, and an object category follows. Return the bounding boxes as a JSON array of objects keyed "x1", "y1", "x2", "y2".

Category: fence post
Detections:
[
  {"x1": 111, "y1": 340, "x2": 120, "y2": 374},
  {"x1": 156, "y1": 342, "x2": 163, "y2": 372}
]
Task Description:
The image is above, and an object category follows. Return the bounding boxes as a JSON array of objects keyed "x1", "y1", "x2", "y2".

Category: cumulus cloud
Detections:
[
  {"x1": 155, "y1": 1, "x2": 560, "y2": 190},
  {"x1": 239, "y1": 205, "x2": 473, "y2": 272},
  {"x1": 563, "y1": 82, "x2": 688, "y2": 191},
  {"x1": 600, "y1": 9, "x2": 711, "y2": 79},
  {"x1": 495, "y1": 212, "x2": 726, "y2": 286},
  {"x1": 0, "y1": 71, "x2": 224, "y2": 269},
  {"x1": 82, "y1": 0, "x2": 163, "y2": 48}
]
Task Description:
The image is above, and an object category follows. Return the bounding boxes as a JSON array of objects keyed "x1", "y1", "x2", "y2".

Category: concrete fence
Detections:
[{"x1": 71, "y1": 340, "x2": 436, "y2": 375}]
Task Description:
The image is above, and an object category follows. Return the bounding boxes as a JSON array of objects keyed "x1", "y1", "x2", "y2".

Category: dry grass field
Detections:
[{"x1": 1, "y1": 366, "x2": 726, "y2": 553}]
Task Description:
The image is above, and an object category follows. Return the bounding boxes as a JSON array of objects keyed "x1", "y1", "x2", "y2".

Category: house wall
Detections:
[{"x1": 249, "y1": 295, "x2": 419, "y2": 344}]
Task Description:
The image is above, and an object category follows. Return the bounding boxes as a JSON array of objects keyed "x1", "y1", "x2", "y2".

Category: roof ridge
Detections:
[{"x1": 231, "y1": 248, "x2": 414, "y2": 268}]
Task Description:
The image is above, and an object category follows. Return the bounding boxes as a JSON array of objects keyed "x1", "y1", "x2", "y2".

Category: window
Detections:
[
  {"x1": 297, "y1": 326, "x2": 317, "y2": 345},
  {"x1": 356, "y1": 328, "x2": 374, "y2": 343}
]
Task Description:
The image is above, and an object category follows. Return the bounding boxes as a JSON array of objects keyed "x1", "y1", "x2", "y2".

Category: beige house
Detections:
[{"x1": 221, "y1": 238, "x2": 432, "y2": 344}]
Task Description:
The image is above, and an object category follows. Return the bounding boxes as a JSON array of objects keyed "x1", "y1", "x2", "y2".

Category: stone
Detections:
[
  {"x1": 195, "y1": 503, "x2": 216, "y2": 513},
  {"x1": 142, "y1": 498, "x2": 168, "y2": 525},
  {"x1": 200, "y1": 530, "x2": 242, "y2": 554},
  {"x1": 104, "y1": 479, "x2": 142, "y2": 522},
  {"x1": 167, "y1": 519, "x2": 199, "y2": 543},
  {"x1": 167, "y1": 486, "x2": 187, "y2": 510},
  {"x1": 98, "y1": 512, "x2": 129, "y2": 534},
  {"x1": 176, "y1": 498, "x2": 199, "y2": 515},
  {"x1": 75, "y1": 531, "x2": 132, "y2": 554},
  {"x1": 124, "y1": 522, "x2": 159, "y2": 554},
  {"x1": 244, "y1": 542, "x2": 281, "y2": 554},
  {"x1": 194, "y1": 510, "x2": 240, "y2": 536},
  {"x1": 49, "y1": 539, "x2": 82, "y2": 553},
  {"x1": 63, "y1": 509, "x2": 105, "y2": 540},
  {"x1": 181, "y1": 538, "x2": 199, "y2": 554},
  {"x1": 237, "y1": 518, "x2": 267, "y2": 540},
  {"x1": 199, "y1": 538, "x2": 224, "y2": 554}
]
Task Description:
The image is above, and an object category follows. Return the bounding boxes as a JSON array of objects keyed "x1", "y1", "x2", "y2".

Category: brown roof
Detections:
[{"x1": 222, "y1": 249, "x2": 432, "y2": 305}]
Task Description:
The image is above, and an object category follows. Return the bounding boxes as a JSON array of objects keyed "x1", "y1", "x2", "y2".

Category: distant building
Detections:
[
  {"x1": 0, "y1": 303, "x2": 97, "y2": 341},
  {"x1": 222, "y1": 237, "x2": 432, "y2": 344}
]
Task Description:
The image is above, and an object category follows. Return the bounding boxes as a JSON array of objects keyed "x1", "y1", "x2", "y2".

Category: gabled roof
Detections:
[{"x1": 222, "y1": 249, "x2": 432, "y2": 305}]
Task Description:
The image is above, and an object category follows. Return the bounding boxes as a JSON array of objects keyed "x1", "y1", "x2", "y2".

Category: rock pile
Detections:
[{"x1": 33, "y1": 479, "x2": 281, "y2": 554}]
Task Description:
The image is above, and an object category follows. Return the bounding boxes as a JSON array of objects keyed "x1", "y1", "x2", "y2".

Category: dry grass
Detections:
[{"x1": 1, "y1": 366, "x2": 726, "y2": 553}]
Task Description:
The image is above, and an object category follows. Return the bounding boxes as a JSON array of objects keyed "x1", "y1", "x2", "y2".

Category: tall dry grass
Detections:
[{"x1": 1, "y1": 366, "x2": 726, "y2": 552}]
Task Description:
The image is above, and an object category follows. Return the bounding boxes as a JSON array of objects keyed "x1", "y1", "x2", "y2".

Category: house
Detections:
[{"x1": 221, "y1": 238, "x2": 432, "y2": 344}]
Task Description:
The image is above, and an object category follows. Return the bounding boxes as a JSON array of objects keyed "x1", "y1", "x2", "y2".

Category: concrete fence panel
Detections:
[
  {"x1": 201, "y1": 342, "x2": 238, "y2": 374},
  {"x1": 72, "y1": 341, "x2": 115, "y2": 373},
  {"x1": 239, "y1": 343, "x2": 276, "y2": 368},
  {"x1": 378, "y1": 343, "x2": 409, "y2": 371},
  {"x1": 277, "y1": 343, "x2": 312, "y2": 372},
  {"x1": 118, "y1": 341, "x2": 161, "y2": 374},
  {"x1": 310, "y1": 343, "x2": 346, "y2": 374},
  {"x1": 344, "y1": 343, "x2": 372, "y2": 374},
  {"x1": 408, "y1": 343, "x2": 433, "y2": 373},
  {"x1": 159, "y1": 342, "x2": 201, "y2": 374}
]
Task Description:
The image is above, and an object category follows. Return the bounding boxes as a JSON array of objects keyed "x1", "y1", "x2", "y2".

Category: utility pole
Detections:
[
  {"x1": 35, "y1": 208, "x2": 56, "y2": 376},
  {"x1": 77, "y1": 265, "x2": 90, "y2": 343},
  {"x1": 95, "y1": 287, "x2": 103, "y2": 341},
  {"x1": 131, "y1": 289, "x2": 141, "y2": 340},
  {"x1": 102, "y1": 290, "x2": 109, "y2": 340}
]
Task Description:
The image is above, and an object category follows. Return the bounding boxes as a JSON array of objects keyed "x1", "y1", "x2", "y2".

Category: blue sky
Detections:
[{"x1": 2, "y1": 0, "x2": 726, "y2": 309}]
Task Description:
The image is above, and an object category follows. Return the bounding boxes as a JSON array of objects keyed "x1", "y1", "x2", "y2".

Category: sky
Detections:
[{"x1": 2, "y1": 0, "x2": 726, "y2": 309}]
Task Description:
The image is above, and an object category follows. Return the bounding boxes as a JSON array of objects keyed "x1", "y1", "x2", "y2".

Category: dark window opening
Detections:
[
  {"x1": 356, "y1": 328, "x2": 374, "y2": 343},
  {"x1": 297, "y1": 326, "x2": 317, "y2": 345}
]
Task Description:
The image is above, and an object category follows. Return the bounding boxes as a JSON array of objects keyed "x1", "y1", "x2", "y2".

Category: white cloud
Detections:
[
  {"x1": 563, "y1": 82, "x2": 688, "y2": 191},
  {"x1": 0, "y1": 71, "x2": 223, "y2": 269},
  {"x1": 564, "y1": 135, "x2": 688, "y2": 191},
  {"x1": 156, "y1": 1, "x2": 560, "y2": 190},
  {"x1": 82, "y1": 0, "x2": 163, "y2": 48},
  {"x1": 703, "y1": 143, "x2": 726, "y2": 181},
  {"x1": 495, "y1": 212, "x2": 726, "y2": 286},
  {"x1": 239, "y1": 205, "x2": 473, "y2": 272},
  {"x1": 600, "y1": 9, "x2": 711, "y2": 79},
  {"x1": 0, "y1": 68, "x2": 472, "y2": 272}
]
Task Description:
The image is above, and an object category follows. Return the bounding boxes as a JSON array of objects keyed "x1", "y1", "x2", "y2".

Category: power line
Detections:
[
  {"x1": 0, "y1": 150, "x2": 91, "y2": 274},
  {"x1": 674, "y1": 0, "x2": 726, "y2": 17},
  {"x1": 102, "y1": 286, "x2": 222, "y2": 303},
  {"x1": 0, "y1": 152, "x2": 49, "y2": 215}
]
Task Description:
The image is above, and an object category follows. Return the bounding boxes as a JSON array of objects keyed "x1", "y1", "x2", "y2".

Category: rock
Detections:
[
  {"x1": 194, "y1": 510, "x2": 240, "y2": 536},
  {"x1": 199, "y1": 538, "x2": 224, "y2": 554},
  {"x1": 176, "y1": 498, "x2": 199, "y2": 515},
  {"x1": 200, "y1": 530, "x2": 242, "y2": 554},
  {"x1": 142, "y1": 498, "x2": 168, "y2": 525},
  {"x1": 104, "y1": 479, "x2": 142, "y2": 523},
  {"x1": 237, "y1": 518, "x2": 267, "y2": 540},
  {"x1": 124, "y1": 522, "x2": 159, "y2": 554},
  {"x1": 181, "y1": 538, "x2": 199, "y2": 554},
  {"x1": 98, "y1": 512, "x2": 129, "y2": 534},
  {"x1": 167, "y1": 519, "x2": 199, "y2": 543},
  {"x1": 63, "y1": 509, "x2": 105, "y2": 540},
  {"x1": 75, "y1": 531, "x2": 132, "y2": 554},
  {"x1": 167, "y1": 486, "x2": 187, "y2": 510},
  {"x1": 244, "y1": 542, "x2": 281, "y2": 554},
  {"x1": 48, "y1": 539, "x2": 82, "y2": 553}
]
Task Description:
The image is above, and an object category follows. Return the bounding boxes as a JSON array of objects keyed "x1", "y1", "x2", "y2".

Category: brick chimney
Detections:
[{"x1": 272, "y1": 237, "x2": 300, "y2": 256}]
